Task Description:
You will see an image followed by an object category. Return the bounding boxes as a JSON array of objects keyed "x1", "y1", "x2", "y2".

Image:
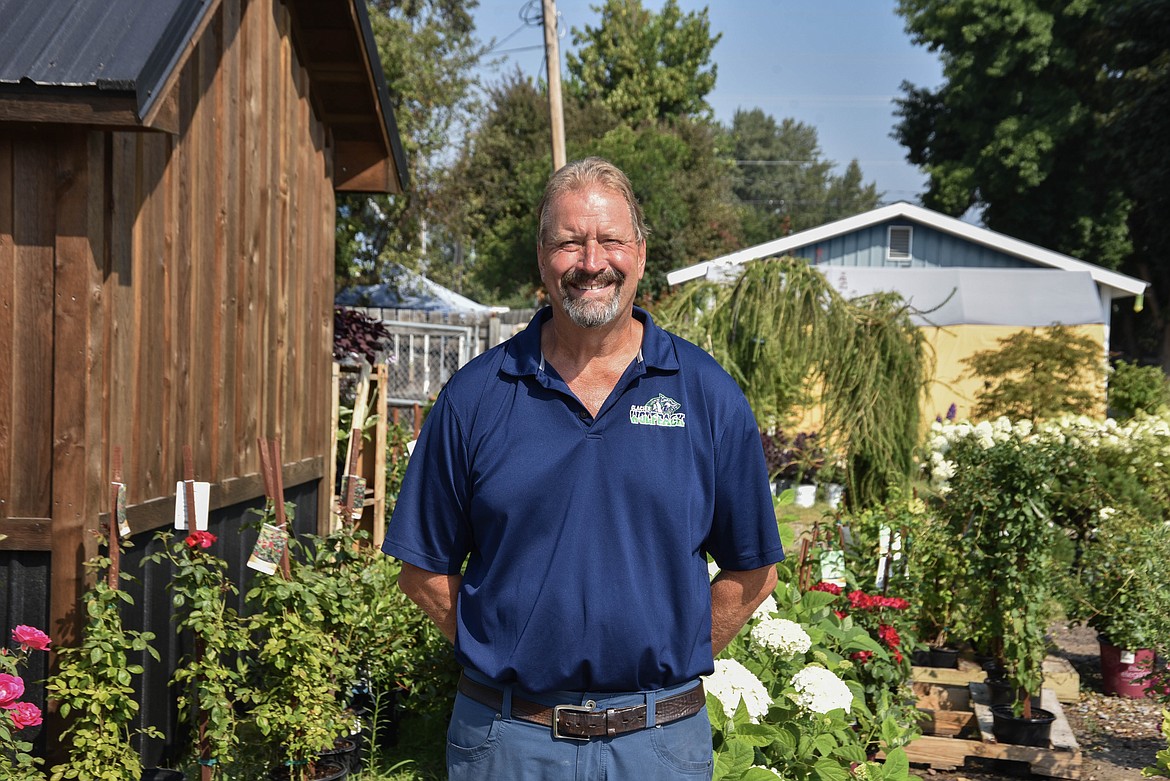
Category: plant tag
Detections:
[
  {"x1": 342, "y1": 475, "x2": 367, "y2": 520},
  {"x1": 174, "y1": 481, "x2": 210, "y2": 530},
  {"x1": 247, "y1": 523, "x2": 289, "y2": 575},
  {"x1": 1121, "y1": 651, "x2": 1136, "y2": 664},
  {"x1": 114, "y1": 482, "x2": 131, "y2": 538},
  {"x1": 820, "y1": 550, "x2": 846, "y2": 587}
]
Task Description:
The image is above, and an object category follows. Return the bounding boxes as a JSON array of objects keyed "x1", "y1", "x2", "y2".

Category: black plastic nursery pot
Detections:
[
  {"x1": 927, "y1": 646, "x2": 960, "y2": 669},
  {"x1": 319, "y1": 737, "x2": 359, "y2": 772},
  {"x1": 140, "y1": 770, "x2": 184, "y2": 781},
  {"x1": 990, "y1": 704, "x2": 1056, "y2": 747},
  {"x1": 984, "y1": 675, "x2": 1015, "y2": 707},
  {"x1": 268, "y1": 760, "x2": 348, "y2": 781}
]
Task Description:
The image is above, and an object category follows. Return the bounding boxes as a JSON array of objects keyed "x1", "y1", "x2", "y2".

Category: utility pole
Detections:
[{"x1": 542, "y1": 0, "x2": 566, "y2": 171}]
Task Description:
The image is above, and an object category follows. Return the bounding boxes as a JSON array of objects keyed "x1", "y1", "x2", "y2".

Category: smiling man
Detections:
[{"x1": 381, "y1": 158, "x2": 783, "y2": 780}]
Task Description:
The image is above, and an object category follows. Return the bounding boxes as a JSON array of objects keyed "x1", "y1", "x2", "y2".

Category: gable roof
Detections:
[
  {"x1": 666, "y1": 202, "x2": 1147, "y2": 299},
  {"x1": 0, "y1": 0, "x2": 407, "y2": 193},
  {"x1": 336, "y1": 265, "x2": 497, "y2": 313}
]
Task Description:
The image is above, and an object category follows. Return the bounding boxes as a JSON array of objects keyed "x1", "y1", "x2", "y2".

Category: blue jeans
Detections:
[{"x1": 447, "y1": 669, "x2": 714, "y2": 780}]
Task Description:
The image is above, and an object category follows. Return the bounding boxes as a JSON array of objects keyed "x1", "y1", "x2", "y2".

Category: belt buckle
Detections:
[{"x1": 552, "y1": 700, "x2": 596, "y2": 741}]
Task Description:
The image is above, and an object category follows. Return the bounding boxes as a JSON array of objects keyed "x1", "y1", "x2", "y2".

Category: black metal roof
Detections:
[{"x1": 0, "y1": 0, "x2": 213, "y2": 117}]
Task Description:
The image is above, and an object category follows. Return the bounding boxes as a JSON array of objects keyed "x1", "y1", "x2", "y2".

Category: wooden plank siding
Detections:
[{"x1": 0, "y1": 0, "x2": 339, "y2": 650}]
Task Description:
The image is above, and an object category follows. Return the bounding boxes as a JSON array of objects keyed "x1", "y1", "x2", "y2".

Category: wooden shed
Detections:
[{"x1": 0, "y1": 0, "x2": 407, "y2": 759}]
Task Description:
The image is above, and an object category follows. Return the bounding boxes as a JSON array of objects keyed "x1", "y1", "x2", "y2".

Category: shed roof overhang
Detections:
[{"x1": 0, "y1": 0, "x2": 407, "y2": 194}]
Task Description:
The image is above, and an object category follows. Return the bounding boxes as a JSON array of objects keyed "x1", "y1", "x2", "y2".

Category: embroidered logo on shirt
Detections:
[{"x1": 629, "y1": 393, "x2": 686, "y2": 428}]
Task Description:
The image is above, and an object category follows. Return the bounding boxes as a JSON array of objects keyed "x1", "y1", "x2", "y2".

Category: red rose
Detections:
[
  {"x1": 6, "y1": 701, "x2": 43, "y2": 728},
  {"x1": 850, "y1": 651, "x2": 873, "y2": 664},
  {"x1": 11, "y1": 625, "x2": 50, "y2": 652},
  {"x1": 184, "y1": 531, "x2": 217, "y2": 549},
  {"x1": 848, "y1": 591, "x2": 876, "y2": 610},
  {"x1": 834, "y1": 610, "x2": 848, "y2": 620},
  {"x1": 810, "y1": 581, "x2": 843, "y2": 596},
  {"x1": 878, "y1": 624, "x2": 901, "y2": 649},
  {"x1": 893, "y1": 650, "x2": 904, "y2": 664}
]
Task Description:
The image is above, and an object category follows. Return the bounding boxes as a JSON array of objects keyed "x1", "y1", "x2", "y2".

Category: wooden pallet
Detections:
[
  {"x1": 911, "y1": 655, "x2": 1080, "y2": 702},
  {"x1": 897, "y1": 684, "x2": 1082, "y2": 779}
]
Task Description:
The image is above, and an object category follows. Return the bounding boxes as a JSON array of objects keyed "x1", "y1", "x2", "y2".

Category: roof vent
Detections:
[{"x1": 887, "y1": 226, "x2": 913, "y2": 262}]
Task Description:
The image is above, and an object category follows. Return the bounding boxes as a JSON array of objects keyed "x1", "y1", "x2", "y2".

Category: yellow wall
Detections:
[{"x1": 921, "y1": 323, "x2": 1108, "y2": 423}]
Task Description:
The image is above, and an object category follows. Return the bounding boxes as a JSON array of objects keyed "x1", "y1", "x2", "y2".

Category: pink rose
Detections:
[
  {"x1": 0, "y1": 674, "x2": 25, "y2": 708},
  {"x1": 12, "y1": 625, "x2": 51, "y2": 652},
  {"x1": 7, "y1": 701, "x2": 43, "y2": 728}
]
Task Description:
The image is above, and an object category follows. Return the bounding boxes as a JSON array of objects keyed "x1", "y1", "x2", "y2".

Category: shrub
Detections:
[{"x1": 1108, "y1": 359, "x2": 1170, "y2": 421}]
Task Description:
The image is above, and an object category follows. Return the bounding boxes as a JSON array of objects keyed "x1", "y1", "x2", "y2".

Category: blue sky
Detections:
[{"x1": 470, "y1": 0, "x2": 945, "y2": 204}]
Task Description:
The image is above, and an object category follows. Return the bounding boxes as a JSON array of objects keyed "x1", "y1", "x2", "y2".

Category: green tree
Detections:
[
  {"x1": 335, "y1": 0, "x2": 488, "y2": 287},
  {"x1": 893, "y1": 0, "x2": 1132, "y2": 271},
  {"x1": 566, "y1": 0, "x2": 719, "y2": 124},
  {"x1": 962, "y1": 324, "x2": 1106, "y2": 421},
  {"x1": 729, "y1": 109, "x2": 880, "y2": 245},
  {"x1": 1103, "y1": 0, "x2": 1170, "y2": 366}
]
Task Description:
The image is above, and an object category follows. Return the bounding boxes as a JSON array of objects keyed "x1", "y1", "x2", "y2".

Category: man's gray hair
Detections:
[{"x1": 536, "y1": 157, "x2": 649, "y2": 247}]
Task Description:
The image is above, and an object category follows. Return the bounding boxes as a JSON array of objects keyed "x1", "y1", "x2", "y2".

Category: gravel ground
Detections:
[{"x1": 914, "y1": 623, "x2": 1165, "y2": 781}]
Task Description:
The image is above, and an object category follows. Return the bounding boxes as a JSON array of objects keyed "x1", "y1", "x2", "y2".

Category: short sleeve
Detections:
[
  {"x1": 380, "y1": 391, "x2": 472, "y2": 575},
  {"x1": 704, "y1": 395, "x2": 785, "y2": 571}
]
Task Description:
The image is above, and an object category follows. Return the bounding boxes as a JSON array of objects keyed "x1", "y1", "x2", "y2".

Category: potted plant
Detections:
[
  {"x1": 1, "y1": 625, "x2": 51, "y2": 781},
  {"x1": 926, "y1": 417, "x2": 1059, "y2": 744},
  {"x1": 144, "y1": 530, "x2": 255, "y2": 775},
  {"x1": 45, "y1": 548, "x2": 163, "y2": 780},
  {"x1": 790, "y1": 431, "x2": 824, "y2": 508},
  {"x1": 1076, "y1": 505, "x2": 1170, "y2": 697},
  {"x1": 243, "y1": 501, "x2": 352, "y2": 780}
]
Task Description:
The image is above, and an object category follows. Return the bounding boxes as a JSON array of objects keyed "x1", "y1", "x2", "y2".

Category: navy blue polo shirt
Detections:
[{"x1": 382, "y1": 307, "x2": 783, "y2": 693}]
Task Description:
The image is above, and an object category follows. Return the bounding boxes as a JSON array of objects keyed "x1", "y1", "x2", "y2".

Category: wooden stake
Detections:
[{"x1": 107, "y1": 448, "x2": 123, "y2": 590}]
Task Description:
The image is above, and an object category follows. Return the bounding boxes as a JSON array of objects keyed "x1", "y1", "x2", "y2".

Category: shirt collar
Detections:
[{"x1": 501, "y1": 306, "x2": 680, "y2": 378}]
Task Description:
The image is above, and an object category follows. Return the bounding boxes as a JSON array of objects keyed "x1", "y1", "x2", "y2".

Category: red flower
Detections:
[
  {"x1": 11, "y1": 625, "x2": 50, "y2": 652},
  {"x1": 848, "y1": 590, "x2": 876, "y2": 610},
  {"x1": 893, "y1": 650, "x2": 904, "y2": 664},
  {"x1": 184, "y1": 531, "x2": 217, "y2": 549},
  {"x1": 851, "y1": 651, "x2": 873, "y2": 664},
  {"x1": 810, "y1": 581, "x2": 843, "y2": 596},
  {"x1": 877, "y1": 624, "x2": 901, "y2": 649},
  {"x1": 874, "y1": 595, "x2": 910, "y2": 610},
  {"x1": 6, "y1": 701, "x2": 43, "y2": 728},
  {"x1": 834, "y1": 610, "x2": 848, "y2": 620}
]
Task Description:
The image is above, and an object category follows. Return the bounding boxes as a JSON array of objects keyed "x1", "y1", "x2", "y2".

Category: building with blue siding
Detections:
[{"x1": 667, "y1": 203, "x2": 1148, "y2": 420}]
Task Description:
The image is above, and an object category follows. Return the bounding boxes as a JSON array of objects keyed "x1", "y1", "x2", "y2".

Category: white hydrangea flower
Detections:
[
  {"x1": 790, "y1": 665, "x2": 853, "y2": 714},
  {"x1": 751, "y1": 595, "x2": 779, "y2": 620},
  {"x1": 703, "y1": 659, "x2": 772, "y2": 723},
  {"x1": 750, "y1": 617, "x2": 811, "y2": 659}
]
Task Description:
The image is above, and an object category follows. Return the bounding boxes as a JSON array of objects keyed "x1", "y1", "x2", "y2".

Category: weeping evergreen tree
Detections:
[{"x1": 656, "y1": 257, "x2": 932, "y2": 507}]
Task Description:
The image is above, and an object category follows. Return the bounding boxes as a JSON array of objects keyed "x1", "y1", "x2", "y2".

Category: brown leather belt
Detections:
[{"x1": 457, "y1": 672, "x2": 706, "y2": 740}]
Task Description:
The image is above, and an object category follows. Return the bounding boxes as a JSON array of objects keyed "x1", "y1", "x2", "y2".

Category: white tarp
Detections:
[
  {"x1": 335, "y1": 264, "x2": 492, "y2": 313},
  {"x1": 815, "y1": 267, "x2": 1104, "y2": 327}
]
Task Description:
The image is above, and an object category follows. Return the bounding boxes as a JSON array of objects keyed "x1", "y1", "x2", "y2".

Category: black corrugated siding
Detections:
[{"x1": 0, "y1": 479, "x2": 320, "y2": 768}]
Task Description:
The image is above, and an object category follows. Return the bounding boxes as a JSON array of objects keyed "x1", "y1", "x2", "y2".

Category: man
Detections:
[{"x1": 382, "y1": 157, "x2": 783, "y2": 780}]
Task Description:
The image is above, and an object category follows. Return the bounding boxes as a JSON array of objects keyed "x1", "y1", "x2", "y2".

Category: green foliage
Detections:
[
  {"x1": 144, "y1": 532, "x2": 254, "y2": 775},
  {"x1": 336, "y1": 0, "x2": 487, "y2": 286},
  {"x1": 923, "y1": 418, "x2": 1060, "y2": 713},
  {"x1": 656, "y1": 258, "x2": 931, "y2": 507},
  {"x1": 1145, "y1": 709, "x2": 1170, "y2": 778},
  {"x1": 963, "y1": 325, "x2": 1106, "y2": 421},
  {"x1": 0, "y1": 631, "x2": 49, "y2": 781},
  {"x1": 566, "y1": 0, "x2": 719, "y2": 124},
  {"x1": 1109, "y1": 360, "x2": 1170, "y2": 420},
  {"x1": 894, "y1": 0, "x2": 1133, "y2": 270},
  {"x1": 710, "y1": 555, "x2": 917, "y2": 780},
  {"x1": 729, "y1": 109, "x2": 881, "y2": 245},
  {"x1": 243, "y1": 502, "x2": 351, "y2": 778},
  {"x1": 46, "y1": 550, "x2": 162, "y2": 781}
]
